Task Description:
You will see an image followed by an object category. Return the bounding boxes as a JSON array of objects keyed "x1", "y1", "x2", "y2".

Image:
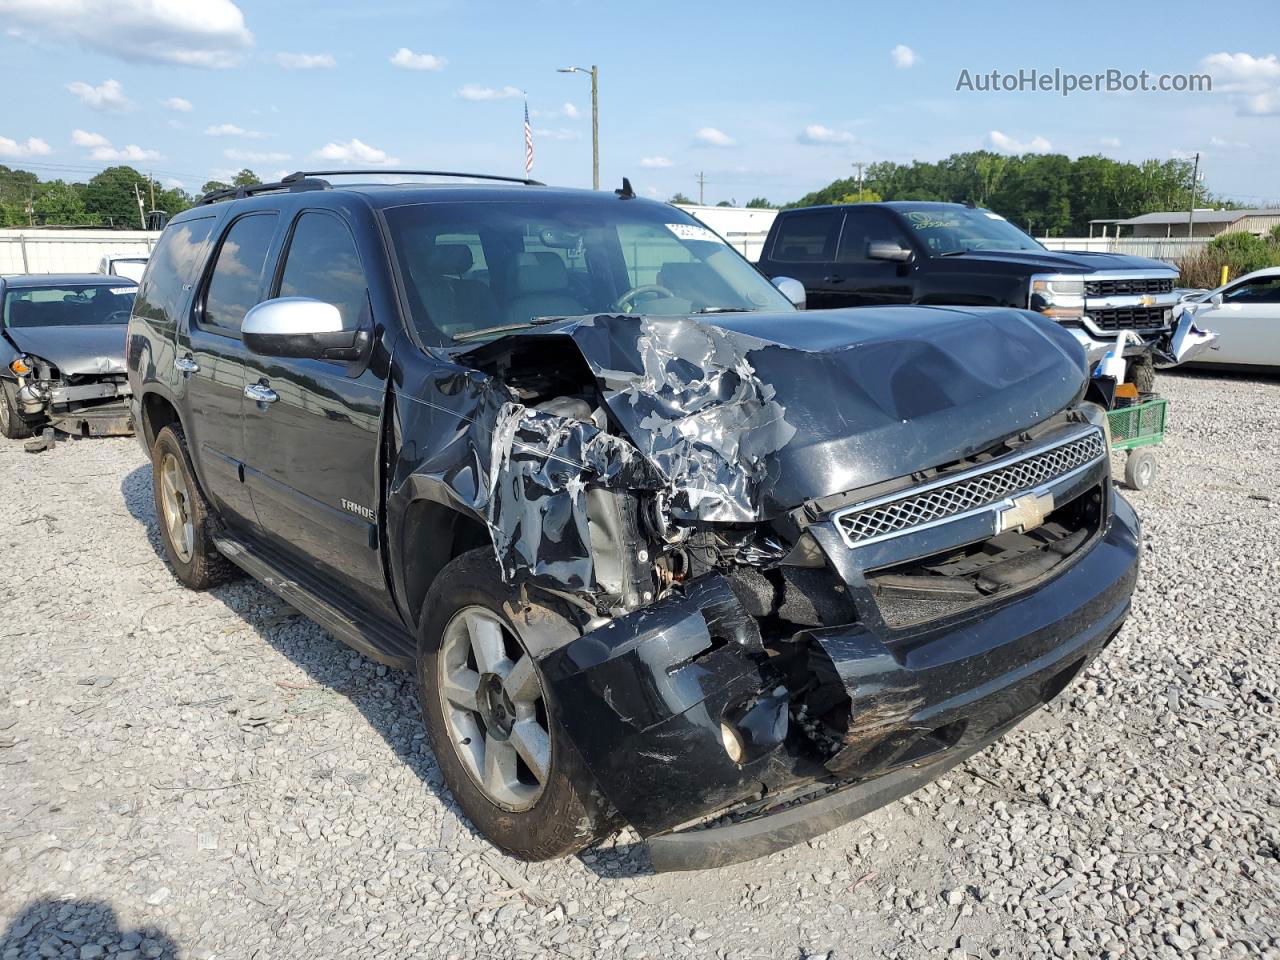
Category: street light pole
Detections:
[{"x1": 558, "y1": 65, "x2": 599, "y2": 190}]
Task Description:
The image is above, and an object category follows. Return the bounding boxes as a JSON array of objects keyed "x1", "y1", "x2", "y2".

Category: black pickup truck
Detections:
[
  {"x1": 756, "y1": 201, "x2": 1194, "y2": 388},
  {"x1": 126, "y1": 172, "x2": 1139, "y2": 870}
]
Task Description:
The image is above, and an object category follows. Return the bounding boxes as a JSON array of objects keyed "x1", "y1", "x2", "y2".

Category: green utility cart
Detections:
[{"x1": 1106, "y1": 394, "x2": 1167, "y2": 491}]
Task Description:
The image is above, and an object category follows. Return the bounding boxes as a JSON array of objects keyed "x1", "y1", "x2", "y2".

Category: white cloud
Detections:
[
  {"x1": 163, "y1": 96, "x2": 193, "y2": 112},
  {"x1": 71, "y1": 129, "x2": 109, "y2": 148},
  {"x1": 224, "y1": 148, "x2": 291, "y2": 163},
  {"x1": 205, "y1": 123, "x2": 265, "y2": 138},
  {"x1": 891, "y1": 44, "x2": 917, "y2": 69},
  {"x1": 988, "y1": 130, "x2": 1052, "y2": 153},
  {"x1": 92, "y1": 142, "x2": 163, "y2": 163},
  {"x1": 390, "y1": 47, "x2": 446, "y2": 71},
  {"x1": 640, "y1": 156, "x2": 673, "y2": 168},
  {"x1": 1201, "y1": 52, "x2": 1280, "y2": 116},
  {"x1": 694, "y1": 127, "x2": 736, "y2": 147},
  {"x1": 561, "y1": 102, "x2": 580, "y2": 119},
  {"x1": 276, "y1": 52, "x2": 335, "y2": 69},
  {"x1": 164, "y1": 177, "x2": 184, "y2": 189},
  {"x1": 0, "y1": 0, "x2": 253, "y2": 68},
  {"x1": 313, "y1": 138, "x2": 399, "y2": 166},
  {"x1": 1100, "y1": 136, "x2": 1121, "y2": 148},
  {"x1": 533, "y1": 128, "x2": 580, "y2": 141},
  {"x1": 457, "y1": 84, "x2": 523, "y2": 101},
  {"x1": 797, "y1": 124, "x2": 855, "y2": 146},
  {"x1": 0, "y1": 135, "x2": 51, "y2": 157},
  {"x1": 66, "y1": 78, "x2": 132, "y2": 111},
  {"x1": 1209, "y1": 135, "x2": 1250, "y2": 149}
]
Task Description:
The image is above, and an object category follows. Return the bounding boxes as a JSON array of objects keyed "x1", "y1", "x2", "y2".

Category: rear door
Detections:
[
  {"x1": 762, "y1": 210, "x2": 845, "y2": 309},
  {"x1": 832, "y1": 208, "x2": 917, "y2": 305},
  {"x1": 1193, "y1": 274, "x2": 1280, "y2": 365},
  {"x1": 180, "y1": 210, "x2": 280, "y2": 529},
  {"x1": 240, "y1": 208, "x2": 391, "y2": 609}
]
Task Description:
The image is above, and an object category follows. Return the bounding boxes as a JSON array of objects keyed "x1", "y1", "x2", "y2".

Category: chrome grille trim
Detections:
[{"x1": 832, "y1": 428, "x2": 1107, "y2": 548}]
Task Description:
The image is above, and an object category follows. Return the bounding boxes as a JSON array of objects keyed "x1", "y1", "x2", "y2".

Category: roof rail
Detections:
[
  {"x1": 282, "y1": 169, "x2": 545, "y2": 186},
  {"x1": 195, "y1": 176, "x2": 330, "y2": 206}
]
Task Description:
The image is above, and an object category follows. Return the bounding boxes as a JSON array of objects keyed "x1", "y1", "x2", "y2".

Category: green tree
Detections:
[
  {"x1": 837, "y1": 188, "x2": 883, "y2": 204},
  {"x1": 715, "y1": 200, "x2": 732, "y2": 207},
  {"x1": 232, "y1": 169, "x2": 260, "y2": 188},
  {"x1": 745, "y1": 197, "x2": 774, "y2": 209},
  {"x1": 83, "y1": 166, "x2": 148, "y2": 228},
  {"x1": 200, "y1": 180, "x2": 231, "y2": 195},
  {"x1": 33, "y1": 180, "x2": 87, "y2": 225},
  {"x1": 669, "y1": 192, "x2": 695, "y2": 205}
]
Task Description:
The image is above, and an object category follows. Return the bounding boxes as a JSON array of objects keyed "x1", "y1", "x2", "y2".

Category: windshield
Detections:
[
  {"x1": 383, "y1": 197, "x2": 792, "y2": 343},
  {"x1": 901, "y1": 205, "x2": 1043, "y2": 255},
  {"x1": 2, "y1": 283, "x2": 137, "y2": 329}
]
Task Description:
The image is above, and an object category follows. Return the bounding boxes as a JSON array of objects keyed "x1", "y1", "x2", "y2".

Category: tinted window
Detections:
[
  {"x1": 837, "y1": 209, "x2": 910, "y2": 262},
  {"x1": 133, "y1": 217, "x2": 216, "y2": 325},
  {"x1": 278, "y1": 212, "x2": 369, "y2": 330},
  {"x1": 202, "y1": 213, "x2": 278, "y2": 334},
  {"x1": 1223, "y1": 275, "x2": 1280, "y2": 304},
  {"x1": 3, "y1": 284, "x2": 135, "y2": 328},
  {"x1": 771, "y1": 211, "x2": 841, "y2": 262},
  {"x1": 901, "y1": 205, "x2": 1042, "y2": 254}
]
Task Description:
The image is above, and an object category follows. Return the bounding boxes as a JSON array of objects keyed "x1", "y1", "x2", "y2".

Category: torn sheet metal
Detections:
[
  {"x1": 1154, "y1": 304, "x2": 1219, "y2": 369},
  {"x1": 2, "y1": 325, "x2": 128, "y2": 376}
]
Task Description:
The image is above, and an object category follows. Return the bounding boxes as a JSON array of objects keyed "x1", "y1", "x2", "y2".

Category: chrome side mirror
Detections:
[
  {"x1": 772, "y1": 276, "x2": 806, "y2": 309},
  {"x1": 242, "y1": 297, "x2": 366, "y2": 361},
  {"x1": 867, "y1": 241, "x2": 913, "y2": 263},
  {"x1": 1209, "y1": 292, "x2": 1224, "y2": 307}
]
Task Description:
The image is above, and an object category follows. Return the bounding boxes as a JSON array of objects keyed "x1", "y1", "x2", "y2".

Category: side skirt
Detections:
[{"x1": 211, "y1": 531, "x2": 417, "y2": 670}]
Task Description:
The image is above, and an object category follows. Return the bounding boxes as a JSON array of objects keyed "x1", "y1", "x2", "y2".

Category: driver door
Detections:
[{"x1": 1193, "y1": 274, "x2": 1280, "y2": 365}]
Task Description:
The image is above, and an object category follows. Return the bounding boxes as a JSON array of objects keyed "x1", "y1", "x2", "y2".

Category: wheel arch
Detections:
[
  {"x1": 138, "y1": 388, "x2": 183, "y2": 450},
  {"x1": 398, "y1": 499, "x2": 493, "y2": 630}
]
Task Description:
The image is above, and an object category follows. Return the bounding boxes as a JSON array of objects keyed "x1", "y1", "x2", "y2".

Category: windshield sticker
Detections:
[
  {"x1": 904, "y1": 211, "x2": 963, "y2": 230},
  {"x1": 110, "y1": 287, "x2": 135, "y2": 295},
  {"x1": 666, "y1": 223, "x2": 727, "y2": 244}
]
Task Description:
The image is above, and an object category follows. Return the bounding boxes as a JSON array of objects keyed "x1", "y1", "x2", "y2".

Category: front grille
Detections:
[
  {"x1": 834, "y1": 430, "x2": 1106, "y2": 547},
  {"x1": 1084, "y1": 277, "x2": 1174, "y2": 297},
  {"x1": 1087, "y1": 304, "x2": 1170, "y2": 331}
]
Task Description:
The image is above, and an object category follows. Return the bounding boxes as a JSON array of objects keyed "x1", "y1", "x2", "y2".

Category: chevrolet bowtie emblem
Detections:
[
  {"x1": 997, "y1": 491, "x2": 1054, "y2": 534},
  {"x1": 1139, "y1": 294, "x2": 1156, "y2": 306}
]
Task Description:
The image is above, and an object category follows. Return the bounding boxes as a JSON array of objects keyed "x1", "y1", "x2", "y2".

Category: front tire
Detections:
[
  {"x1": 0, "y1": 381, "x2": 35, "y2": 440},
  {"x1": 1126, "y1": 353, "x2": 1156, "y2": 394},
  {"x1": 416, "y1": 548, "x2": 610, "y2": 860},
  {"x1": 150, "y1": 425, "x2": 238, "y2": 589}
]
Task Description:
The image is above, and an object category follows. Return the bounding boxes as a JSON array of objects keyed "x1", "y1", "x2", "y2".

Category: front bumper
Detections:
[{"x1": 539, "y1": 493, "x2": 1140, "y2": 870}]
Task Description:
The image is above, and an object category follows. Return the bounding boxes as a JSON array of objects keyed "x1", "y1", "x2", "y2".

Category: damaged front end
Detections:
[
  {"x1": 9, "y1": 352, "x2": 133, "y2": 441},
  {"x1": 415, "y1": 307, "x2": 1139, "y2": 868}
]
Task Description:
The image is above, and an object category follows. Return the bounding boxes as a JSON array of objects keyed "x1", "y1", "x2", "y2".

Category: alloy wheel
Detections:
[
  {"x1": 437, "y1": 606, "x2": 552, "y2": 811},
  {"x1": 158, "y1": 452, "x2": 195, "y2": 563}
]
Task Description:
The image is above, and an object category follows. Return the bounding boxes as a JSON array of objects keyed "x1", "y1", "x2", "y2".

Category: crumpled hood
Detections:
[
  {"x1": 465, "y1": 305, "x2": 1088, "y2": 521},
  {"x1": 939, "y1": 248, "x2": 1174, "y2": 275},
  {"x1": 3, "y1": 324, "x2": 128, "y2": 376}
]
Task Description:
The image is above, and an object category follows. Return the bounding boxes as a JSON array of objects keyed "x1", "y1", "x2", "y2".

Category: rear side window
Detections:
[
  {"x1": 277, "y1": 212, "x2": 369, "y2": 330},
  {"x1": 1223, "y1": 275, "x2": 1280, "y2": 304},
  {"x1": 771, "y1": 211, "x2": 841, "y2": 262},
  {"x1": 201, "y1": 213, "x2": 278, "y2": 335},
  {"x1": 133, "y1": 217, "x2": 216, "y2": 325}
]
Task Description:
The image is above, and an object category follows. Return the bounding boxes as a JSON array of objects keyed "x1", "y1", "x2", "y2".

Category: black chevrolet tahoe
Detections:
[
  {"x1": 756, "y1": 201, "x2": 1191, "y2": 389},
  {"x1": 126, "y1": 172, "x2": 1139, "y2": 870}
]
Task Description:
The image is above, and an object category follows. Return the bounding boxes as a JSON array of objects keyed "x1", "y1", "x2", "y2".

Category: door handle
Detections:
[
  {"x1": 244, "y1": 382, "x2": 279, "y2": 404},
  {"x1": 174, "y1": 356, "x2": 199, "y2": 374}
]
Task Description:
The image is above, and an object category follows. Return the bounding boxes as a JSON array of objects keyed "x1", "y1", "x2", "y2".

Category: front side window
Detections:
[
  {"x1": 837, "y1": 209, "x2": 911, "y2": 262},
  {"x1": 1223, "y1": 275, "x2": 1280, "y2": 304},
  {"x1": 277, "y1": 212, "x2": 369, "y2": 330},
  {"x1": 771, "y1": 211, "x2": 841, "y2": 262},
  {"x1": 384, "y1": 199, "x2": 792, "y2": 343},
  {"x1": 3, "y1": 283, "x2": 136, "y2": 328},
  {"x1": 133, "y1": 217, "x2": 216, "y2": 325},
  {"x1": 201, "y1": 213, "x2": 278, "y2": 334},
  {"x1": 902, "y1": 205, "x2": 1043, "y2": 255}
]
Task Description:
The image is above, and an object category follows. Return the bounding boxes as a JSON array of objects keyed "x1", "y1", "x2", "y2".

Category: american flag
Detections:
[{"x1": 523, "y1": 99, "x2": 534, "y2": 176}]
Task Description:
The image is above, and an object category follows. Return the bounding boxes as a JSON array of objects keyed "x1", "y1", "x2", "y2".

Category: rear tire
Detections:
[
  {"x1": 416, "y1": 548, "x2": 610, "y2": 860},
  {"x1": 0, "y1": 381, "x2": 35, "y2": 440},
  {"x1": 150, "y1": 424, "x2": 238, "y2": 589},
  {"x1": 1126, "y1": 354, "x2": 1156, "y2": 394}
]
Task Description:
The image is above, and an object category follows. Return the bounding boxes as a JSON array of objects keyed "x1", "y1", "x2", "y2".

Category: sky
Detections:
[{"x1": 1, "y1": 0, "x2": 1279, "y2": 210}]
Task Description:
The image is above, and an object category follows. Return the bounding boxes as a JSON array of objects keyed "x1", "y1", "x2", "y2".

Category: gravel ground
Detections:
[{"x1": 1, "y1": 368, "x2": 1278, "y2": 960}]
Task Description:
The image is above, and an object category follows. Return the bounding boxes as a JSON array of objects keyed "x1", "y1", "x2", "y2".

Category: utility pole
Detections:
[
  {"x1": 132, "y1": 183, "x2": 146, "y2": 229},
  {"x1": 556, "y1": 65, "x2": 599, "y2": 190},
  {"x1": 851, "y1": 161, "x2": 866, "y2": 199},
  {"x1": 1186, "y1": 152, "x2": 1201, "y2": 238},
  {"x1": 697, "y1": 171, "x2": 707, "y2": 205},
  {"x1": 149, "y1": 174, "x2": 155, "y2": 211}
]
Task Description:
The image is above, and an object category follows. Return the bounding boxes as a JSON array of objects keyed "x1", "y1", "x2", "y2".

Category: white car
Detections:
[
  {"x1": 97, "y1": 253, "x2": 149, "y2": 283},
  {"x1": 1178, "y1": 267, "x2": 1280, "y2": 369}
]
